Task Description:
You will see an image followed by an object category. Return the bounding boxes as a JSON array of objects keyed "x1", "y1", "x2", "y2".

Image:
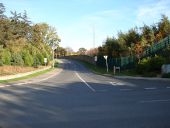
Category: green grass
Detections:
[
  {"x1": 79, "y1": 60, "x2": 153, "y2": 77},
  {"x1": 79, "y1": 61, "x2": 109, "y2": 75},
  {"x1": 0, "y1": 68, "x2": 54, "y2": 84}
]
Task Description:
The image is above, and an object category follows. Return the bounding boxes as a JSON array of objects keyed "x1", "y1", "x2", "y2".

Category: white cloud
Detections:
[{"x1": 136, "y1": 0, "x2": 170, "y2": 26}]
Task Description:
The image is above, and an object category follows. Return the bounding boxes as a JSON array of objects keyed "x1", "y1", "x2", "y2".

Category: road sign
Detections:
[
  {"x1": 94, "y1": 56, "x2": 97, "y2": 62},
  {"x1": 104, "y1": 55, "x2": 108, "y2": 60},
  {"x1": 44, "y1": 58, "x2": 47, "y2": 66}
]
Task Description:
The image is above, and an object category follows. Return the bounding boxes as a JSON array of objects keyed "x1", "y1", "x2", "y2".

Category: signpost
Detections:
[
  {"x1": 94, "y1": 56, "x2": 97, "y2": 62},
  {"x1": 44, "y1": 58, "x2": 47, "y2": 66},
  {"x1": 104, "y1": 55, "x2": 108, "y2": 73}
]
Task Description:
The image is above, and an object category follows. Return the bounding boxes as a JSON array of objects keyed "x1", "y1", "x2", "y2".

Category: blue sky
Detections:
[{"x1": 1, "y1": 0, "x2": 170, "y2": 51}]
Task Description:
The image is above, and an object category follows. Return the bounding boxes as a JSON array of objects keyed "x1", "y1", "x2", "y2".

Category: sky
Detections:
[{"x1": 1, "y1": 0, "x2": 170, "y2": 51}]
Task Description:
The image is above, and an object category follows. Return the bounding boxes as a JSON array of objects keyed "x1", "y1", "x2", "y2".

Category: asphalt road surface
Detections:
[{"x1": 0, "y1": 59, "x2": 170, "y2": 128}]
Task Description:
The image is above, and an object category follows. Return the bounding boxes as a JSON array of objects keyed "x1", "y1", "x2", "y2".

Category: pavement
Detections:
[
  {"x1": 0, "y1": 67, "x2": 62, "y2": 87},
  {"x1": 0, "y1": 59, "x2": 170, "y2": 128}
]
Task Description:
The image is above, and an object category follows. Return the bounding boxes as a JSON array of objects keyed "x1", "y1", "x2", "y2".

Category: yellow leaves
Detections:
[{"x1": 6, "y1": 38, "x2": 27, "y2": 53}]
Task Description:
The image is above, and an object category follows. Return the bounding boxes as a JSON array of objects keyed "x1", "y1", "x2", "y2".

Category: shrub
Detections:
[
  {"x1": 136, "y1": 56, "x2": 166, "y2": 74},
  {"x1": 0, "y1": 59, "x2": 3, "y2": 66},
  {"x1": 22, "y1": 50, "x2": 34, "y2": 66},
  {"x1": 162, "y1": 73, "x2": 170, "y2": 78},
  {"x1": 136, "y1": 57, "x2": 150, "y2": 74},
  {"x1": 33, "y1": 56, "x2": 40, "y2": 68},
  {"x1": 37, "y1": 53, "x2": 44, "y2": 65},
  {"x1": 2, "y1": 49, "x2": 11, "y2": 65},
  {"x1": 11, "y1": 53, "x2": 24, "y2": 66},
  {"x1": 149, "y1": 55, "x2": 166, "y2": 71},
  {"x1": 97, "y1": 55, "x2": 106, "y2": 67}
]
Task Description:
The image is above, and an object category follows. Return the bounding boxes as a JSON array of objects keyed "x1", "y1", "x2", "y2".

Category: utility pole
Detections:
[{"x1": 93, "y1": 24, "x2": 95, "y2": 49}]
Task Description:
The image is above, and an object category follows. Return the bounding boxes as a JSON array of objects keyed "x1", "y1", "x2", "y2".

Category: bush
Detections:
[
  {"x1": 136, "y1": 56, "x2": 166, "y2": 74},
  {"x1": 37, "y1": 53, "x2": 44, "y2": 65},
  {"x1": 97, "y1": 55, "x2": 106, "y2": 67},
  {"x1": 0, "y1": 59, "x2": 3, "y2": 66},
  {"x1": 149, "y1": 56, "x2": 166, "y2": 71},
  {"x1": 22, "y1": 50, "x2": 34, "y2": 66},
  {"x1": 11, "y1": 53, "x2": 24, "y2": 66},
  {"x1": 162, "y1": 73, "x2": 170, "y2": 78},
  {"x1": 33, "y1": 56, "x2": 40, "y2": 68},
  {"x1": 2, "y1": 49, "x2": 11, "y2": 65},
  {"x1": 136, "y1": 57, "x2": 150, "y2": 74}
]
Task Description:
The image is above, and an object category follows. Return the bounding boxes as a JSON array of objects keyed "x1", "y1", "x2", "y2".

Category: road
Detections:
[{"x1": 0, "y1": 59, "x2": 170, "y2": 128}]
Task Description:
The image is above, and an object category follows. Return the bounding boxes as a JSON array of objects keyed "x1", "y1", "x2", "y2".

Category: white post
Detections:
[
  {"x1": 106, "y1": 59, "x2": 108, "y2": 73},
  {"x1": 104, "y1": 56, "x2": 108, "y2": 73},
  {"x1": 113, "y1": 66, "x2": 115, "y2": 75},
  {"x1": 52, "y1": 41, "x2": 55, "y2": 68},
  {"x1": 53, "y1": 48, "x2": 54, "y2": 68}
]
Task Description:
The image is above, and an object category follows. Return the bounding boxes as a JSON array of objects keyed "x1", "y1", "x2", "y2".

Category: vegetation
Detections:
[
  {"x1": 0, "y1": 68, "x2": 54, "y2": 83},
  {"x1": 98, "y1": 15, "x2": 170, "y2": 59},
  {"x1": 0, "y1": 3, "x2": 60, "y2": 68},
  {"x1": 96, "y1": 15, "x2": 170, "y2": 75}
]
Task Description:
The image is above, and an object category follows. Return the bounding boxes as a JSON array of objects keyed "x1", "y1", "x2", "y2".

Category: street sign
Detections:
[
  {"x1": 44, "y1": 58, "x2": 47, "y2": 66},
  {"x1": 104, "y1": 55, "x2": 108, "y2": 60},
  {"x1": 94, "y1": 56, "x2": 97, "y2": 62},
  {"x1": 44, "y1": 58, "x2": 47, "y2": 63}
]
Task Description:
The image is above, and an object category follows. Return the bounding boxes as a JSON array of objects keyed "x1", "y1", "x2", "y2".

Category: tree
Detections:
[
  {"x1": 86, "y1": 48, "x2": 98, "y2": 56},
  {"x1": 126, "y1": 28, "x2": 141, "y2": 47},
  {"x1": 78, "y1": 47, "x2": 87, "y2": 55},
  {"x1": 0, "y1": 3, "x2": 6, "y2": 19},
  {"x1": 54, "y1": 47, "x2": 66, "y2": 57},
  {"x1": 65, "y1": 47, "x2": 74, "y2": 55},
  {"x1": 141, "y1": 25, "x2": 155, "y2": 46},
  {"x1": 0, "y1": 3, "x2": 61, "y2": 67},
  {"x1": 158, "y1": 15, "x2": 170, "y2": 38}
]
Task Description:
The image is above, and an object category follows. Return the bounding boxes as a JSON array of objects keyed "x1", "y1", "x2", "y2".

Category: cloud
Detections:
[{"x1": 136, "y1": 0, "x2": 170, "y2": 26}]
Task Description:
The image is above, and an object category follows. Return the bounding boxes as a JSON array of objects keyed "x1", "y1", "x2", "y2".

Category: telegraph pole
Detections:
[{"x1": 93, "y1": 24, "x2": 95, "y2": 49}]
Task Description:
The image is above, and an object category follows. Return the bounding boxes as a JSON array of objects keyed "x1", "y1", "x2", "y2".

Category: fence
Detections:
[
  {"x1": 142, "y1": 36, "x2": 170, "y2": 58},
  {"x1": 62, "y1": 36, "x2": 170, "y2": 71}
]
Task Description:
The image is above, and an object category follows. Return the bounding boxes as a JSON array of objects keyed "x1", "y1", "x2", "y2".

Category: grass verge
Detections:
[
  {"x1": 79, "y1": 60, "x2": 158, "y2": 77},
  {"x1": 0, "y1": 68, "x2": 54, "y2": 84}
]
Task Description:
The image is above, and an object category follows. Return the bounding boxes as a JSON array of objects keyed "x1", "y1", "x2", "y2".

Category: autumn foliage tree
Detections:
[{"x1": 0, "y1": 3, "x2": 60, "y2": 67}]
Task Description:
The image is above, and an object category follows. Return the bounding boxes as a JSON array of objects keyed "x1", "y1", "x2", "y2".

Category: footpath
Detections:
[{"x1": 0, "y1": 67, "x2": 63, "y2": 86}]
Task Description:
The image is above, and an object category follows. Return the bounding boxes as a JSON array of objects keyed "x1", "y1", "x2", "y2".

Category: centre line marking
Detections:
[
  {"x1": 166, "y1": 87, "x2": 170, "y2": 89},
  {"x1": 144, "y1": 87, "x2": 156, "y2": 90},
  {"x1": 120, "y1": 89, "x2": 133, "y2": 91},
  {"x1": 75, "y1": 72, "x2": 96, "y2": 92}
]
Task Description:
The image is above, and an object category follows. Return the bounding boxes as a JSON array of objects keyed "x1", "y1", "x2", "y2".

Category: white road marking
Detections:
[
  {"x1": 5, "y1": 85, "x2": 11, "y2": 87},
  {"x1": 166, "y1": 86, "x2": 170, "y2": 89},
  {"x1": 109, "y1": 81, "x2": 125, "y2": 86},
  {"x1": 75, "y1": 72, "x2": 96, "y2": 92},
  {"x1": 14, "y1": 69, "x2": 63, "y2": 86},
  {"x1": 0, "y1": 85, "x2": 5, "y2": 88},
  {"x1": 140, "y1": 99, "x2": 170, "y2": 103},
  {"x1": 144, "y1": 87, "x2": 156, "y2": 90},
  {"x1": 109, "y1": 82, "x2": 117, "y2": 86},
  {"x1": 120, "y1": 89, "x2": 133, "y2": 91}
]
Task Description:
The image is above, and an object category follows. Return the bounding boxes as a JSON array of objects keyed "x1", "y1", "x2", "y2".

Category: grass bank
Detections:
[
  {"x1": 0, "y1": 60, "x2": 60, "y2": 83},
  {"x1": 79, "y1": 60, "x2": 160, "y2": 77},
  {"x1": 0, "y1": 68, "x2": 54, "y2": 83}
]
